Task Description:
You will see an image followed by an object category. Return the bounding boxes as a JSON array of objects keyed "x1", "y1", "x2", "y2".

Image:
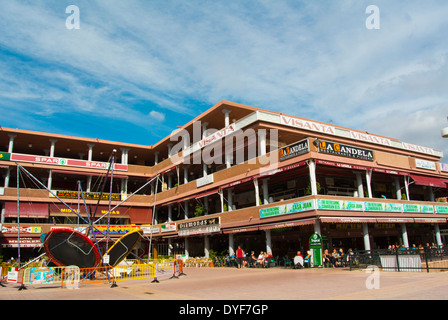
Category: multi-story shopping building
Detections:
[{"x1": 1, "y1": 100, "x2": 448, "y2": 261}]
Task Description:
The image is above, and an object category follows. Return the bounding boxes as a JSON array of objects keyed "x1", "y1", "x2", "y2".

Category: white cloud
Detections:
[
  {"x1": 0, "y1": 0, "x2": 447, "y2": 151},
  {"x1": 149, "y1": 110, "x2": 165, "y2": 122}
]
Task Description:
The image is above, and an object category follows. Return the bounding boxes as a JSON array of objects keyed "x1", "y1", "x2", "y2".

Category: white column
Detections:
[
  {"x1": 202, "y1": 122, "x2": 208, "y2": 139},
  {"x1": 183, "y1": 166, "x2": 189, "y2": 184},
  {"x1": 435, "y1": 224, "x2": 443, "y2": 246},
  {"x1": 314, "y1": 219, "x2": 321, "y2": 235},
  {"x1": 204, "y1": 236, "x2": 210, "y2": 258},
  {"x1": 308, "y1": 160, "x2": 318, "y2": 195},
  {"x1": 355, "y1": 172, "x2": 364, "y2": 198},
  {"x1": 262, "y1": 179, "x2": 269, "y2": 205},
  {"x1": 48, "y1": 139, "x2": 57, "y2": 189},
  {"x1": 185, "y1": 238, "x2": 190, "y2": 258},
  {"x1": 365, "y1": 170, "x2": 373, "y2": 198},
  {"x1": 7, "y1": 134, "x2": 16, "y2": 153},
  {"x1": 228, "y1": 234, "x2": 235, "y2": 256},
  {"x1": 394, "y1": 176, "x2": 402, "y2": 200},
  {"x1": 168, "y1": 238, "x2": 172, "y2": 256},
  {"x1": 401, "y1": 223, "x2": 409, "y2": 248},
  {"x1": 253, "y1": 178, "x2": 260, "y2": 206},
  {"x1": 403, "y1": 176, "x2": 410, "y2": 201},
  {"x1": 154, "y1": 151, "x2": 159, "y2": 165},
  {"x1": 219, "y1": 190, "x2": 224, "y2": 212},
  {"x1": 227, "y1": 189, "x2": 233, "y2": 211},
  {"x1": 168, "y1": 204, "x2": 173, "y2": 222},
  {"x1": 184, "y1": 200, "x2": 189, "y2": 219},
  {"x1": 363, "y1": 223, "x2": 371, "y2": 251},
  {"x1": 265, "y1": 229, "x2": 272, "y2": 254},
  {"x1": 258, "y1": 129, "x2": 267, "y2": 156},
  {"x1": 222, "y1": 108, "x2": 231, "y2": 127},
  {"x1": 167, "y1": 143, "x2": 173, "y2": 159},
  {"x1": 87, "y1": 143, "x2": 94, "y2": 192}
]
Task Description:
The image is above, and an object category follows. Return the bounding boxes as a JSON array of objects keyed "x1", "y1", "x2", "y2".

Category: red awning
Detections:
[
  {"x1": 4, "y1": 202, "x2": 49, "y2": 218},
  {"x1": 409, "y1": 174, "x2": 446, "y2": 188}
]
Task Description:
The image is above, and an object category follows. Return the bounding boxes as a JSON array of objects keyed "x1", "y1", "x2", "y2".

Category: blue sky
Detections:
[{"x1": 0, "y1": 1, "x2": 447, "y2": 159}]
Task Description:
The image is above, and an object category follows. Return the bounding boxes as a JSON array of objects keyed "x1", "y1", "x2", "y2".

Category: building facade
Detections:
[{"x1": 1, "y1": 100, "x2": 448, "y2": 261}]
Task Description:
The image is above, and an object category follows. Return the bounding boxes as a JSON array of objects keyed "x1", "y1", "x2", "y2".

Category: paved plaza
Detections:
[{"x1": 1, "y1": 266, "x2": 448, "y2": 301}]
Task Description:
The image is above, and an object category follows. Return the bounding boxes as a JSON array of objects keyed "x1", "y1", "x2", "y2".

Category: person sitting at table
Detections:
[
  {"x1": 294, "y1": 251, "x2": 304, "y2": 269},
  {"x1": 257, "y1": 251, "x2": 265, "y2": 267}
]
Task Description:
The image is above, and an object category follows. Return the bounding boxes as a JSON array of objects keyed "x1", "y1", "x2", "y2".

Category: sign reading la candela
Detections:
[
  {"x1": 317, "y1": 140, "x2": 374, "y2": 161},
  {"x1": 279, "y1": 139, "x2": 309, "y2": 161}
]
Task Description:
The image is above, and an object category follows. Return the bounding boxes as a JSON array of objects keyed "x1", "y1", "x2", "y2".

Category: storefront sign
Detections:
[
  {"x1": 75, "y1": 225, "x2": 140, "y2": 235},
  {"x1": 178, "y1": 217, "x2": 220, "y2": 236},
  {"x1": 197, "y1": 173, "x2": 214, "y2": 187},
  {"x1": 309, "y1": 233, "x2": 323, "y2": 267},
  {"x1": 280, "y1": 115, "x2": 336, "y2": 135},
  {"x1": 1, "y1": 238, "x2": 42, "y2": 248},
  {"x1": 1, "y1": 226, "x2": 42, "y2": 234},
  {"x1": 10, "y1": 153, "x2": 128, "y2": 171},
  {"x1": 349, "y1": 131, "x2": 392, "y2": 147},
  {"x1": 440, "y1": 163, "x2": 448, "y2": 172},
  {"x1": 279, "y1": 139, "x2": 309, "y2": 161},
  {"x1": 317, "y1": 199, "x2": 364, "y2": 211},
  {"x1": 415, "y1": 159, "x2": 436, "y2": 171},
  {"x1": 364, "y1": 202, "x2": 402, "y2": 212},
  {"x1": 260, "y1": 199, "x2": 314, "y2": 218},
  {"x1": 53, "y1": 190, "x2": 123, "y2": 201},
  {"x1": 435, "y1": 205, "x2": 448, "y2": 214},
  {"x1": 0, "y1": 152, "x2": 11, "y2": 161},
  {"x1": 318, "y1": 140, "x2": 374, "y2": 161},
  {"x1": 198, "y1": 124, "x2": 236, "y2": 149},
  {"x1": 161, "y1": 222, "x2": 176, "y2": 233}
]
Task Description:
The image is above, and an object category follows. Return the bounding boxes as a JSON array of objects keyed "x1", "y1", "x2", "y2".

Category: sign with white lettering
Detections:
[
  {"x1": 317, "y1": 140, "x2": 374, "y2": 161},
  {"x1": 178, "y1": 217, "x2": 220, "y2": 236},
  {"x1": 279, "y1": 139, "x2": 309, "y2": 161}
]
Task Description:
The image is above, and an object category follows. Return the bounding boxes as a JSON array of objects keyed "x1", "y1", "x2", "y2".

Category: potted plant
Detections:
[{"x1": 208, "y1": 249, "x2": 217, "y2": 267}]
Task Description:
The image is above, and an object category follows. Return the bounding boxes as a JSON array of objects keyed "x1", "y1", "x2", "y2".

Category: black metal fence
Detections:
[{"x1": 348, "y1": 246, "x2": 448, "y2": 272}]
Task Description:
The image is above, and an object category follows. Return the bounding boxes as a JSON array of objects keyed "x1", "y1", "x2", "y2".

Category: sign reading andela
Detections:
[{"x1": 318, "y1": 140, "x2": 374, "y2": 161}]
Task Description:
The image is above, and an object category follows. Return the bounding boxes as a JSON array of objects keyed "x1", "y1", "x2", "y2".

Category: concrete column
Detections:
[
  {"x1": 219, "y1": 190, "x2": 224, "y2": 212},
  {"x1": 87, "y1": 144, "x2": 94, "y2": 192},
  {"x1": 227, "y1": 188, "x2": 233, "y2": 211},
  {"x1": 7, "y1": 134, "x2": 16, "y2": 153},
  {"x1": 363, "y1": 223, "x2": 371, "y2": 252},
  {"x1": 168, "y1": 204, "x2": 173, "y2": 222},
  {"x1": 401, "y1": 223, "x2": 409, "y2": 248},
  {"x1": 202, "y1": 122, "x2": 208, "y2": 139},
  {"x1": 168, "y1": 238, "x2": 172, "y2": 256},
  {"x1": 314, "y1": 219, "x2": 321, "y2": 235},
  {"x1": 185, "y1": 238, "x2": 190, "y2": 258},
  {"x1": 355, "y1": 172, "x2": 364, "y2": 198},
  {"x1": 265, "y1": 229, "x2": 272, "y2": 254},
  {"x1": 204, "y1": 196, "x2": 209, "y2": 215},
  {"x1": 183, "y1": 166, "x2": 189, "y2": 184},
  {"x1": 365, "y1": 170, "x2": 373, "y2": 198},
  {"x1": 258, "y1": 129, "x2": 267, "y2": 156},
  {"x1": 253, "y1": 178, "x2": 260, "y2": 206},
  {"x1": 429, "y1": 186, "x2": 435, "y2": 202},
  {"x1": 154, "y1": 151, "x2": 159, "y2": 165},
  {"x1": 262, "y1": 179, "x2": 269, "y2": 205},
  {"x1": 204, "y1": 236, "x2": 210, "y2": 258},
  {"x1": 184, "y1": 200, "x2": 189, "y2": 219},
  {"x1": 48, "y1": 139, "x2": 58, "y2": 189},
  {"x1": 222, "y1": 108, "x2": 231, "y2": 127},
  {"x1": 167, "y1": 143, "x2": 173, "y2": 159},
  {"x1": 435, "y1": 224, "x2": 443, "y2": 246},
  {"x1": 394, "y1": 176, "x2": 402, "y2": 200},
  {"x1": 228, "y1": 234, "x2": 235, "y2": 256},
  {"x1": 308, "y1": 160, "x2": 318, "y2": 195},
  {"x1": 120, "y1": 147, "x2": 129, "y2": 164},
  {"x1": 404, "y1": 176, "x2": 410, "y2": 201}
]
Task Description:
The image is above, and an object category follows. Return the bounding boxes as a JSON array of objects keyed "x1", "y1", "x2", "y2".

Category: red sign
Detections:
[{"x1": 10, "y1": 153, "x2": 128, "y2": 171}]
